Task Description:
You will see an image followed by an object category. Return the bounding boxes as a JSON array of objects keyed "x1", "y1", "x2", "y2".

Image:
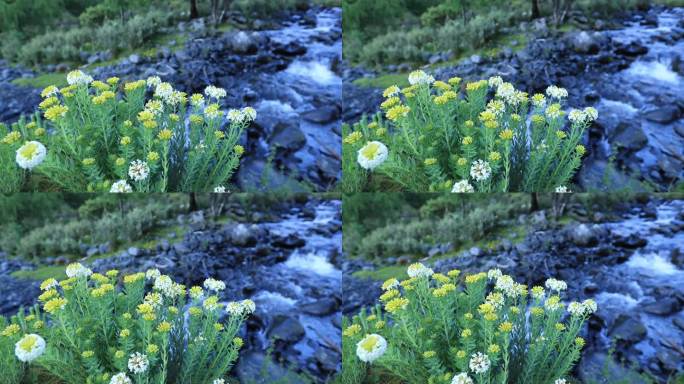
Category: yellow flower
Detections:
[
  {"x1": 234, "y1": 145, "x2": 245, "y2": 156},
  {"x1": 462, "y1": 136, "x2": 474, "y2": 146},
  {"x1": 484, "y1": 120, "x2": 499, "y2": 129},
  {"x1": 461, "y1": 329, "x2": 472, "y2": 338},
  {"x1": 446, "y1": 269, "x2": 460, "y2": 278},
  {"x1": 531, "y1": 307, "x2": 544, "y2": 317},
  {"x1": 147, "y1": 152, "x2": 160, "y2": 162},
  {"x1": 433, "y1": 80, "x2": 450, "y2": 91},
  {"x1": 432, "y1": 273, "x2": 450, "y2": 284},
  {"x1": 383, "y1": 85, "x2": 400, "y2": 98},
  {"x1": 466, "y1": 80, "x2": 487, "y2": 92},
  {"x1": 374, "y1": 320, "x2": 385, "y2": 330},
  {"x1": 489, "y1": 151, "x2": 501, "y2": 162},
  {"x1": 124, "y1": 80, "x2": 145, "y2": 92},
  {"x1": 143, "y1": 120, "x2": 158, "y2": 130},
  {"x1": 40, "y1": 278, "x2": 58, "y2": 291},
  {"x1": 120, "y1": 136, "x2": 132, "y2": 146},
  {"x1": 1, "y1": 324, "x2": 20, "y2": 337},
  {"x1": 214, "y1": 130, "x2": 225, "y2": 140},
  {"x1": 82, "y1": 158, "x2": 96, "y2": 166},
  {"x1": 457, "y1": 157, "x2": 467, "y2": 166},
  {"x1": 381, "y1": 97, "x2": 400, "y2": 110},
  {"x1": 122, "y1": 313, "x2": 132, "y2": 320},
  {"x1": 39, "y1": 97, "x2": 58, "y2": 110},
  {"x1": 44, "y1": 297, "x2": 68, "y2": 314},
  {"x1": 464, "y1": 313, "x2": 473, "y2": 320},
  {"x1": 488, "y1": 344, "x2": 500, "y2": 354},
  {"x1": 465, "y1": 272, "x2": 486, "y2": 284},
  {"x1": 576, "y1": 145, "x2": 586, "y2": 156},
  {"x1": 123, "y1": 272, "x2": 145, "y2": 284},
  {"x1": 343, "y1": 324, "x2": 361, "y2": 337},
  {"x1": 44, "y1": 105, "x2": 69, "y2": 121},
  {"x1": 448, "y1": 77, "x2": 462, "y2": 86},
  {"x1": 233, "y1": 337, "x2": 244, "y2": 348},
  {"x1": 138, "y1": 110, "x2": 154, "y2": 122},
  {"x1": 115, "y1": 158, "x2": 125, "y2": 166},
  {"x1": 498, "y1": 322, "x2": 513, "y2": 333},
  {"x1": 123, "y1": 120, "x2": 133, "y2": 128},
  {"x1": 424, "y1": 158, "x2": 438, "y2": 166},
  {"x1": 556, "y1": 130, "x2": 567, "y2": 139},
  {"x1": 146, "y1": 344, "x2": 159, "y2": 354},
  {"x1": 384, "y1": 297, "x2": 409, "y2": 313},
  {"x1": 434, "y1": 95, "x2": 449, "y2": 105},
  {"x1": 189, "y1": 114, "x2": 204, "y2": 125},
  {"x1": 115, "y1": 350, "x2": 125, "y2": 359},
  {"x1": 531, "y1": 114, "x2": 545, "y2": 125},
  {"x1": 344, "y1": 131, "x2": 363, "y2": 145},
  {"x1": 120, "y1": 329, "x2": 130, "y2": 338},
  {"x1": 34, "y1": 128, "x2": 46, "y2": 136},
  {"x1": 92, "y1": 81, "x2": 109, "y2": 92},
  {"x1": 423, "y1": 350, "x2": 437, "y2": 358},
  {"x1": 386, "y1": 105, "x2": 410, "y2": 121},
  {"x1": 379, "y1": 289, "x2": 399, "y2": 302},
  {"x1": 157, "y1": 322, "x2": 172, "y2": 333},
  {"x1": 41, "y1": 85, "x2": 59, "y2": 98},
  {"x1": 575, "y1": 337, "x2": 585, "y2": 347},
  {"x1": 499, "y1": 129, "x2": 514, "y2": 141},
  {"x1": 214, "y1": 323, "x2": 224, "y2": 332},
  {"x1": 555, "y1": 323, "x2": 566, "y2": 331},
  {"x1": 158, "y1": 129, "x2": 173, "y2": 141},
  {"x1": 143, "y1": 313, "x2": 156, "y2": 321},
  {"x1": 456, "y1": 350, "x2": 466, "y2": 359},
  {"x1": 32, "y1": 321, "x2": 44, "y2": 329},
  {"x1": 82, "y1": 350, "x2": 95, "y2": 358},
  {"x1": 189, "y1": 307, "x2": 203, "y2": 317},
  {"x1": 376, "y1": 128, "x2": 387, "y2": 136},
  {"x1": 169, "y1": 114, "x2": 180, "y2": 122},
  {"x1": 106, "y1": 77, "x2": 119, "y2": 86}
]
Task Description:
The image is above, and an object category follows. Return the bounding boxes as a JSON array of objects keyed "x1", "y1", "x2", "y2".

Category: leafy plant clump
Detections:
[
  {"x1": 341, "y1": 263, "x2": 597, "y2": 384},
  {"x1": 1, "y1": 263, "x2": 253, "y2": 384},
  {"x1": 342, "y1": 71, "x2": 598, "y2": 193},
  {"x1": 1, "y1": 70, "x2": 255, "y2": 192}
]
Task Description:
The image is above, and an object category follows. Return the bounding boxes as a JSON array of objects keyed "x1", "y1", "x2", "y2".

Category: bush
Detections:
[
  {"x1": 342, "y1": 71, "x2": 598, "y2": 193},
  {"x1": 340, "y1": 264, "x2": 596, "y2": 384},
  {"x1": 0, "y1": 265, "x2": 252, "y2": 384},
  {"x1": 0, "y1": 71, "x2": 255, "y2": 192}
]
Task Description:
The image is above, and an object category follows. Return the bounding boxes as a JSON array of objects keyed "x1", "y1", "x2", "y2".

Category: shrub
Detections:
[
  {"x1": 341, "y1": 264, "x2": 596, "y2": 384},
  {"x1": 0, "y1": 71, "x2": 255, "y2": 192},
  {"x1": 0, "y1": 264, "x2": 252, "y2": 384},
  {"x1": 342, "y1": 71, "x2": 598, "y2": 192}
]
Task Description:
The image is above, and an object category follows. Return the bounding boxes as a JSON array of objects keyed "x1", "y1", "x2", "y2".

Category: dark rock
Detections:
[
  {"x1": 302, "y1": 105, "x2": 340, "y2": 124},
  {"x1": 615, "y1": 41, "x2": 648, "y2": 56},
  {"x1": 642, "y1": 297, "x2": 681, "y2": 316},
  {"x1": 609, "y1": 314, "x2": 647, "y2": 343},
  {"x1": 300, "y1": 298, "x2": 338, "y2": 316},
  {"x1": 643, "y1": 106, "x2": 681, "y2": 124},
  {"x1": 571, "y1": 224, "x2": 598, "y2": 246},
  {"x1": 236, "y1": 352, "x2": 307, "y2": 384},
  {"x1": 579, "y1": 352, "x2": 649, "y2": 384},
  {"x1": 572, "y1": 31, "x2": 600, "y2": 54},
  {"x1": 269, "y1": 315, "x2": 305, "y2": 342}
]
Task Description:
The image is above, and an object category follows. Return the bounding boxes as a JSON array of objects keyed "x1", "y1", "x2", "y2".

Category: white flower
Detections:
[
  {"x1": 146, "y1": 76, "x2": 162, "y2": 88},
  {"x1": 555, "y1": 185, "x2": 571, "y2": 193},
  {"x1": 110, "y1": 373, "x2": 132, "y2": 384},
  {"x1": 145, "y1": 268, "x2": 161, "y2": 280},
  {"x1": 408, "y1": 70, "x2": 435, "y2": 85},
  {"x1": 127, "y1": 352, "x2": 149, "y2": 374},
  {"x1": 495, "y1": 82, "x2": 515, "y2": 101},
  {"x1": 545, "y1": 278, "x2": 567, "y2": 292},
  {"x1": 469, "y1": 352, "x2": 491, "y2": 374},
  {"x1": 153, "y1": 275, "x2": 174, "y2": 296},
  {"x1": 110, "y1": 180, "x2": 133, "y2": 193},
  {"x1": 555, "y1": 379, "x2": 567, "y2": 384},
  {"x1": 240, "y1": 299, "x2": 256, "y2": 314},
  {"x1": 356, "y1": 334, "x2": 387, "y2": 363},
  {"x1": 66, "y1": 262, "x2": 92, "y2": 278},
  {"x1": 214, "y1": 186, "x2": 227, "y2": 193},
  {"x1": 488, "y1": 76, "x2": 504, "y2": 88},
  {"x1": 470, "y1": 160, "x2": 491, "y2": 182},
  {"x1": 495, "y1": 275, "x2": 516, "y2": 296},
  {"x1": 226, "y1": 301, "x2": 242, "y2": 316},
  {"x1": 205, "y1": 85, "x2": 227, "y2": 100},
  {"x1": 451, "y1": 373, "x2": 474, "y2": 384},
  {"x1": 241, "y1": 107, "x2": 257, "y2": 122},
  {"x1": 66, "y1": 70, "x2": 93, "y2": 86},
  {"x1": 227, "y1": 109, "x2": 242, "y2": 122},
  {"x1": 451, "y1": 180, "x2": 475, "y2": 193},
  {"x1": 383, "y1": 85, "x2": 400, "y2": 97},
  {"x1": 14, "y1": 334, "x2": 46, "y2": 362},
  {"x1": 407, "y1": 262, "x2": 434, "y2": 278},
  {"x1": 213, "y1": 380, "x2": 225, "y2": 384},
  {"x1": 582, "y1": 299, "x2": 597, "y2": 314},
  {"x1": 357, "y1": 141, "x2": 388, "y2": 170},
  {"x1": 154, "y1": 82, "x2": 174, "y2": 100},
  {"x1": 381, "y1": 278, "x2": 399, "y2": 291},
  {"x1": 568, "y1": 302, "x2": 584, "y2": 316},
  {"x1": 167, "y1": 91, "x2": 185, "y2": 106},
  {"x1": 568, "y1": 109, "x2": 585, "y2": 124},
  {"x1": 144, "y1": 292, "x2": 162, "y2": 309},
  {"x1": 203, "y1": 278, "x2": 226, "y2": 292},
  {"x1": 487, "y1": 268, "x2": 502, "y2": 281},
  {"x1": 128, "y1": 160, "x2": 150, "y2": 181},
  {"x1": 546, "y1": 85, "x2": 568, "y2": 100},
  {"x1": 583, "y1": 107, "x2": 598, "y2": 121},
  {"x1": 16, "y1": 141, "x2": 47, "y2": 170}
]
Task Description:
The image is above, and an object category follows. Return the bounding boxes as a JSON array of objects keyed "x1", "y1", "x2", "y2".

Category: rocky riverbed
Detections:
[
  {"x1": 344, "y1": 197, "x2": 684, "y2": 382},
  {"x1": 344, "y1": 6, "x2": 684, "y2": 191},
  {"x1": 0, "y1": 198, "x2": 342, "y2": 383},
  {"x1": 0, "y1": 5, "x2": 342, "y2": 191}
]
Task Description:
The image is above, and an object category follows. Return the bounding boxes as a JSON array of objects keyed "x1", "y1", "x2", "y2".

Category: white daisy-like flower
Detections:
[
  {"x1": 583, "y1": 107, "x2": 598, "y2": 121},
  {"x1": 127, "y1": 352, "x2": 149, "y2": 374},
  {"x1": 66, "y1": 70, "x2": 93, "y2": 86},
  {"x1": 408, "y1": 70, "x2": 435, "y2": 85},
  {"x1": 555, "y1": 379, "x2": 567, "y2": 384},
  {"x1": 546, "y1": 85, "x2": 568, "y2": 100},
  {"x1": 407, "y1": 262, "x2": 434, "y2": 278},
  {"x1": 203, "y1": 278, "x2": 226, "y2": 292},
  {"x1": 16, "y1": 141, "x2": 47, "y2": 170},
  {"x1": 205, "y1": 85, "x2": 227, "y2": 100},
  {"x1": 487, "y1": 268, "x2": 502, "y2": 281},
  {"x1": 488, "y1": 76, "x2": 504, "y2": 88},
  {"x1": 240, "y1": 299, "x2": 256, "y2": 315},
  {"x1": 545, "y1": 278, "x2": 567, "y2": 292},
  {"x1": 451, "y1": 180, "x2": 475, "y2": 193},
  {"x1": 214, "y1": 186, "x2": 227, "y2": 193},
  {"x1": 356, "y1": 334, "x2": 387, "y2": 363},
  {"x1": 110, "y1": 180, "x2": 133, "y2": 193},
  {"x1": 154, "y1": 82, "x2": 174, "y2": 100},
  {"x1": 128, "y1": 160, "x2": 150, "y2": 181},
  {"x1": 241, "y1": 107, "x2": 257, "y2": 122},
  {"x1": 451, "y1": 373, "x2": 474, "y2": 384},
  {"x1": 110, "y1": 373, "x2": 132, "y2": 384},
  {"x1": 145, "y1": 268, "x2": 161, "y2": 280},
  {"x1": 66, "y1": 262, "x2": 92, "y2": 278},
  {"x1": 226, "y1": 301, "x2": 242, "y2": 316},
  {"x1": 568, "y1": 302, "x2": 584, "y2": 317},
  {"x1": 568, "y1": 109, "x2": 585, "y2": 124},
  {"x1": 555, "y1": 185, "x2": 571, "y2": 193},
  {"x1": 469, "y1": 352, "x2": 491, "y2": 374},
  {"x1": 495, "y1": 83, "x2": 515, "y2": 101},
  {"x1": 14, "y1": 334, "x2": 46, "y2": 362},
  {"x1": 146, "y1": 76, "x2": 162, "y2": 88},
  {"x1": 357, "y1": 141, "x2": 388, "y2": 170},
  {"x1": 227, "y1": 109, "x2": 242, "y2": 122},
  {"x1": 153, "y1": 275, "x2": 174, "y2": 295},
  {"x1": 582, "y1": 299, "x2": 598, "y2": 314},
  {"x1": 213, "y1": 380, "x2": 225, "y2": 384},
  {"x1": 495, "y1": 275, "x2": 516, "y2": 296},
  {"x1": 470, "y1": 160, "x2": 491, "y2": 182}
]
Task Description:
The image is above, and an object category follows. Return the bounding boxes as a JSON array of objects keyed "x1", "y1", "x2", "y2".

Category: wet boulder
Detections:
[
  {"x1": 572, "y1": 31, "x2": 600, "y2": 54},
  {"x1": 609, "y1": 314, "x2": 647, "y2": 343},
  {"x1": 571, "y1": 224, "x2": 599, "y2": 246}
]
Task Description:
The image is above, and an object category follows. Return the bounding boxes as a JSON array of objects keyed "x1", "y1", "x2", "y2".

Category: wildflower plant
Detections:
[
  {"x1": 0, "y1": 263, "x2": 253, "y2": 384},
  {"x1": 0, "y1": 71, "x2": 255, "y2": 192},
  {"x1": 342, "y1": 71, "x2": 598, "y2": 192},
  {"x1": 341, "y1": 263, "x2": 596, "y2": 384}
]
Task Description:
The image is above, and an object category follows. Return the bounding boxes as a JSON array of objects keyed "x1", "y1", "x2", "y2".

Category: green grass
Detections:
[
  {"x1": 353, "y1": 73, "x2": 410, "y2": 89},
  {"x1": 353, "y1": 265, "x2": 407, "y2": 281},
  {"x1": 11, "y1": 224, "x2": 186, "y2": 281},
  {"x1": 11, "y1": 73, "x2": 68, "y2": 89}
]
